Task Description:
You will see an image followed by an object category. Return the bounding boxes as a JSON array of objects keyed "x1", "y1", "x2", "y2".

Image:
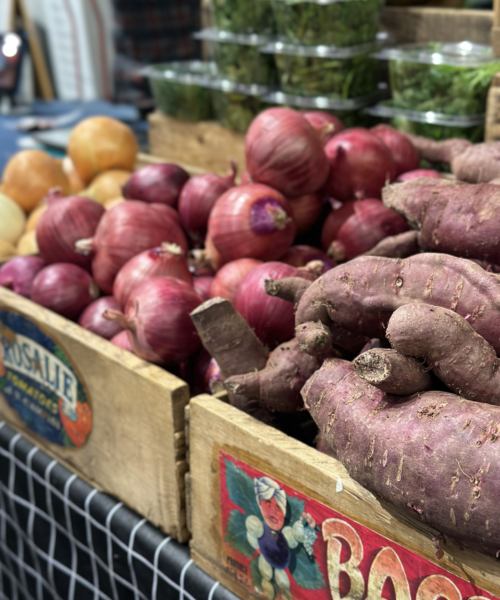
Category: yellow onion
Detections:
[
  {"x1": 17, "y1": 231, "x2": 39, "y2": 255},
  {"x1": 0, "y1": 192, "x2": 26, "y2": 244},
  {"x1": 82, "y1": 170, "x2": 132, "y2": 205},
  {"x1": 0, "y1": 240, "x2": 18, "y2": 264},
  {"x1": 26, "y1": 203, "x2": 48, "y2": 232}
]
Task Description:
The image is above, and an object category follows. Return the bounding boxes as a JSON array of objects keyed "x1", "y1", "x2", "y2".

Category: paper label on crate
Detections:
[
  {"x1": 0, "y1": 310, "x2": 91, "y2": 447},
  {"x1": 219, "y1": 451, "x2": 498, "y2": 600}
]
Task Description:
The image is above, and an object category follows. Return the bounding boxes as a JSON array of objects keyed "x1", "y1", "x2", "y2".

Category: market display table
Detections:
[{"x1": 0, "y1": 420, "x2": 239, "y2": 600}]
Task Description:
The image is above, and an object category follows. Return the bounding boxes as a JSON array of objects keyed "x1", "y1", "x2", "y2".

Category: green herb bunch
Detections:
[
  {"x1": 211, "y1": 0, "x2": 276, "y2": 34},
  {"x1": 214, "y1": 42, "x2": 277, "y2": 85},
  {"x1": 212, "y1": 90, "x2": 272, "y2": 131},
  {"x1": 149, "y1": 78, "x2": 214, "y2": 122},
  {"x1": 390, "y1": 115, "x2": 484, "y2": 142}
]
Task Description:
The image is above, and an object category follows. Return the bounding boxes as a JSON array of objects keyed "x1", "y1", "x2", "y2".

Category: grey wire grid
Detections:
[{"x1": 0, "y1": 420, "x2": 240, "y2": 600}]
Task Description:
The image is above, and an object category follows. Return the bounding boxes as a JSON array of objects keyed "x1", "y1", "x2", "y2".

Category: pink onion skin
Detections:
[
  {"x1": 245, "y1": 108, "x2": 330, "y2": 197},
  {"x1": 302, "y1": 111, "x2": 344, "y2": 145},
  {"x1": 288, "y1": 192, "x2": 324, "y2": 234},
  {"x1": 235, "y1": 262, "x2": 313, "y2": 348},
  {"x1": 193, "y1": 276, "x2": 214, "y2": 301},
  {"x1": 106, "y1": 277, "x2": 203, "y2": 365},
  {"x1": 280, "y1": 245, "x2": 335, "y2": 272},
  {"x1": 113, "y1": 243, "x2": 192, "y2": 309},
  {"x1": 0, "y1": 256, "x2": 46, "y2": 298},
  {"x1": 78, "y1": 296, "x2": 123, "y2": 339},
  {"x1": 122, "y1": 164, "x2": 190, "y2": 208},
  {"x1": 37, "y1": 191, "x2": 105, "y2": 270},
  {"x1": 371, "y1": 124, "x2": 420, "y2": 176},
  {"x1": 178, "y1": 162, "x2": 237, "y2": 245},
  {"x1": 396, "y1": 169, "x2": 443, "y2": 182},
  {"x1": 205, "y1": 358, "x2": 222, "y2": 393},
  {"x1": 210, "y1": 258, "x2": 263, "y2": 305},
  {"x1": 31, "y1": 263, "x2": 100, "y2": 320},
  {"x1": 208, "y1": 184, "x2": 296, "y2": 263},
  {"x1": 321, "y1": 198, "x2": 409, "y2": 261},
  {"x1": 240, "y1": 170, "x2": 253, "y2": 185},
  {"x1": 324, "y1": 128, "x2": 397, "y2": 202},
  {"x1": 84, "y1": 201, "x2": 188, "y2": 295},
  {"x1": 110, "y1": 330, "x2": 133, "y2": 352}
]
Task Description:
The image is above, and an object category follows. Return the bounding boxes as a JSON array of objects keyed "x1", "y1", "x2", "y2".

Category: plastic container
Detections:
[
  {"x1": 366, "y1": 103, "x2": 485, "y2": 142},
  {"x1": 374, "y1": 42, "x2": 500, "y2": 116},
  {"x1": 211, "y1": 81, "x2": 272, "y2": 132},
  {"x1": 262, "y1": 40, "x2": 379, "y2": 98},
  {"x1": 194, "y1": 29, "x2": 277, "y2": 86},
  {"x1": 211, "y1": 0, "x2": 275, "y2": 34},
  {"x1": 270, "y1": 0, "x2": 382, "y2": 47},
  {"x1": 145, "y1": 61, "x2": 216, "y2": 122}
]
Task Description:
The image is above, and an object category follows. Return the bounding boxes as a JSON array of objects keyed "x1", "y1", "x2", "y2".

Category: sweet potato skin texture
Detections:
[
  {"x1": 303, "y1": 359, "x2": 500, "y2": 556},
  {"x1": 383, "y1": 178, "x2": 500, "y2": 264},
  {"x1": 451, "y1": 142, "x2": 500, "y2": 183},
  {"x1": 361, "y1": 230, "x2": 421, "y2": 259},
  {"x1": 387, "y1": 304, "x2": 500, "y2": 406},
  {"x1": 400, "y1": 133, "x2": 471, "y2": 164},
  {"x1": 293, "y1": 254, "x2": 500, "y2": 354}
]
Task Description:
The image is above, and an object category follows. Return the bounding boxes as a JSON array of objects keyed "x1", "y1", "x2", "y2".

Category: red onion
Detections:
[
  {"x1": 78, "y1": 296, "x2": 123, "y2": 339},
  {"x1": 205, "y1": 358, "x2": 222, "y2": 393},
  {"x1": 37, "y1": 189, "x2": 105, "y2": 270},
  {"x1": 193, "y1": 276, "x2": 214, "y2": 301},
  {"x1": 178, "y1": 161, "x2": 237, "y2": 245},
  {"x1": 122, "y1": 163, "x2": 190, "y2": 208},
  {"x1": 104, "y1": 277, "x2": 203, "y2": 365},
  {"x1": 210, "y1": 258, "x2": 262, "y2": 305},
  {"x1": 76, "y1": 201, "x2": 188, "y2": 295},
  {"x1": 324, "y1": 128, "x2": 397, "y2": 202},
  {"x1": 396, "y1": 169, "x2": 443, "y2": 182},
  {"x1": 288, "y1": 192, "x2": 324, "y2": 234},
  {"x1": 321, "y1": 198, "x2": 409, "y2": 261},
  {"x1": 302, "y1": 111, "x2": 344, "y2": 145},
  {"x1": 113, "y1": 243, "x2": 192, "y2": 309},
  {"x1": 245, "y1": 108, "x2": 330, "y2": 197},
  {"x1": 240, "y1": 170, "x2": 253, "y2": 184},
  {"x1": 110, "y1": 330, "x2": 133, "y2": 352},
  {"x1": 208, "y1": 184, "x2": 296, "y2": 263},
  {"x1": 31, "y1": 263, "x2": 99, "y2": 319},
  {"x1": 235, "y1": 262, "x2": 314, "y2": 348},
  {"x1": 371, "y1": 124, "x2": 420, "y2": 176},
  {"x1": 280, "y1": 245, "x2": 335, "y2": 272},
  {"x1": 0, "y1": 256, "x2": 45, "y2": 297}
]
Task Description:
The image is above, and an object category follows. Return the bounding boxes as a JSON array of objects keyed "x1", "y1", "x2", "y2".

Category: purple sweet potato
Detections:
[
  {"x1": 383, "y1": 177, "x2": 500, "y2": 264},
  {"x1": 451, "y1": 142, "x2": 500, "y2": 183},
  {"x1": 303, "y1": 358, "x2": 500, "y2": 556},
  {"x1": 400, "y1": 132, "x2": 472, "y2": 164},
  {"x1": 361, "y1": 230, "x2": 421, "y2": 259},
  {"x1": 387, "y1": 303, "x2": 500, "y2": 406}
]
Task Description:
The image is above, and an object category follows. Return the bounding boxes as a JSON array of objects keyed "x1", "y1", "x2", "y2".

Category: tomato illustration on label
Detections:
[{"x1": 58, "y1": 398, "x2": 92, "y2": 446}]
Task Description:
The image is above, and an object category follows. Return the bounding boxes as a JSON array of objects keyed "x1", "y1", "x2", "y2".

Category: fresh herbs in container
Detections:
[{"x1": 211, "y1": 0, "x2": 276, "y2": 34}]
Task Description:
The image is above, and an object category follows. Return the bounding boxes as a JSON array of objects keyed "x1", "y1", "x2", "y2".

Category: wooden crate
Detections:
[
  {"x1": 189, "y1": 394, "x2": 500, "y2": 600},
  {"x1": 0, "y1": 288, "x2": 190, "y2": 542}
]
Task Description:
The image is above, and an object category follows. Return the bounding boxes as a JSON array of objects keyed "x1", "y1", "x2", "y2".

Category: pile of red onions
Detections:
[
  {"x1": 37, "y1": 189, "x2": 105, "y2": 270},
  {"x1": 0, "y1": 256, "x2": 45, "y2": 297},
  {"x1": 371, "y1": 124, "x2": 420, "y2": 176},
  {"x1": 78, "y1": 296, "x2": 123, "y2": 339},
  {"x1": 104, "y1": 277, "x2": 203, "y2": 365},
  {"x1": 287, "y1": 192, "x2": 324, "y2": 235},
  {"x1": 210, "y1": 258, "x2": 262, "y2": 305},
  {"x1": 321, "y1": 199, "x2": 409, "y2": 261},
  {"x1": 31, "y1": 263, "x2": 100, "y2": 319},
  {"x1": 245, "y1": 108, "x2": 330, "y2": 197},
  {"x1": 280, "y1": 245, "x2": 335, "y2": 271},
  {"x1": 122, "y1": 163, "x2": 190, "y2": 207},
  {"x1": 302, "y1": 111, "x2": 344, "y2": 145}
]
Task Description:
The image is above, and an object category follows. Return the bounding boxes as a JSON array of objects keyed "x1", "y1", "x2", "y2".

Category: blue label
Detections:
[{"x1": 0, "y1": 310, "x2": 91, "y2": 447}]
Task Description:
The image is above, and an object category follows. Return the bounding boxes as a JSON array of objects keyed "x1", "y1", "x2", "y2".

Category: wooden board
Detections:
[
  {"x1": 189, "y1": 394, "x2": 500, "y2": 600},
  {"x1": 0, "y1": 288, "x2": 190, "y2": 542},
  {"x1": 148, "y1": 112, "x2": 246, "y2": 177}
]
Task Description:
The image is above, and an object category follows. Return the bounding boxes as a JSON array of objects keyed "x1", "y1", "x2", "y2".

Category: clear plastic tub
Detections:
[
  {"x1": 374, "y1": 42, "x2": 500, "y2": 116},
  {"x1": 211, "y1": 0, "x2": 275, "y2": 34},
  {"x1": 211, "y1": 81, "x2": 272, "y2": 132},
  {"x1": 194, "y1": 29, "x2": 277, "y2": 86},
  {"x1": 144, "y1": 61, "x2": 216, "y2": 122},
  {"x1": 262, "y1": 41, "x2": 378, "y2": 98},
  {"x1": 270, "y1": 0, "x2": 382, "y2": 47}
]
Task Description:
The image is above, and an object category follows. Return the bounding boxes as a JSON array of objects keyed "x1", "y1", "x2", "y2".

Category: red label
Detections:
[{"x1": 220, "y1": 451, "x2": 498, "y2": 600}]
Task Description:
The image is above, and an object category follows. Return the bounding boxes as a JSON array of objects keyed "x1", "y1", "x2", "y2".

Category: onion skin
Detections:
[
  {"x1": 321, "y1": 198, "x2": 409, "y2": 262},
  {"x1": 178, "y1": 161, "x2": 237, "y2": 245},
  {"x1": 396, "y1": 169, "x2": 443, "y2": 182},
  {"x1": 208, "y1": 184, "x2": 296, "y2": 263},
  {"x1": 324, "y1": 128, "x2": 397, "y2": 202},
  {"x1": 37, "y1": 190, "x2": 105, "y2": 270},
  {"x1": 113, "y1": 243, "x2": 192, "y2": 309},
  {"x1": 371, "y1": 124, "x2": 420, "y2": 176},
  {"x1": 31, "y1": 263, "x2": 100, "y2": 319},
  {"x1": 240, "y1": 170, "x2": 253, "y2": 184},
  {"x1": 110, "y1": 330, "x2": 133, "y2": 352},
  {"x1": 0, "y1": 256, "x2": 45, "y2": 297},
  {"x1": 82, "y1": 201, "x2": 188, "y2": 294},
  {"x1": 235, "y1": 262, "x2": 313, "y2": 348},
  {"x1": 302, "y1": 111, "x2": 344, "y2": 145},
  {"x1": 210, "y1": 258, "x2": 263, "y2": 305},
  {"x1": 104, "y1": 277, "x2": 203, "y2": 365},
  {"x1": 288, "y1": 192, "x2": 324, "y2": 234},
  {"x1": 122, "y1": 163, "x2": 190, "y2": 208},
  {"x1": 193, "y1": 276, "x2": 214, "y2": 301},
  {"x1": 245, "y1": 108, "x2": 330, "y2": 197},
  {"x1": 78, "y1": 296, "x2": 123, "y2": 339},
  {"x1": 280, "y1": 245, "x2": 335, "y2": 272}
]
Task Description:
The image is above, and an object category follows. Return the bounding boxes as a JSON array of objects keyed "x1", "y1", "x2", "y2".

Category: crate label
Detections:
[
  {"x1": 0, "y1": 310, "x2": 91, "y2": 447},
  {"x1": 220, "y1": 451, "x2": 498, "y2": 600}
]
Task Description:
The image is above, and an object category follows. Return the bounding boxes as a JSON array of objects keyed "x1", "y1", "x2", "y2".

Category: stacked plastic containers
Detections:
[{"x1": 367, "y1": 42, "x2": 500, "y2": 141}]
